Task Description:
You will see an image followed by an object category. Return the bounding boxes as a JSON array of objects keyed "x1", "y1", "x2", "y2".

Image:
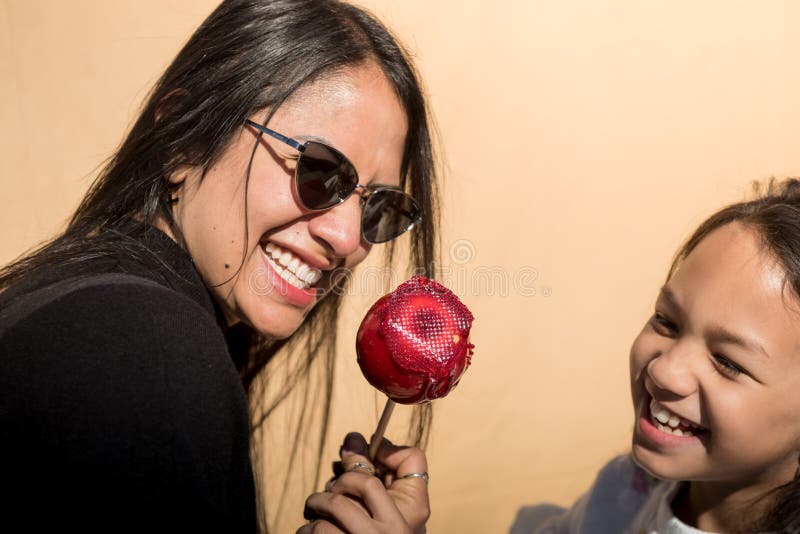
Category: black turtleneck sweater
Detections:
[{"x1": 0, "y1": 223, "x2": 257, "y2": 532}]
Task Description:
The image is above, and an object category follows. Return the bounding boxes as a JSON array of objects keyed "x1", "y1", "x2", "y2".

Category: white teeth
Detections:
[
  {"x1": 262, "y1": 242, "x2": 323, "y2": 290},
  {"x1": 668, "y1": 416, "x2": 680, "y2": 428},
  {"x1": 650, "y1": 399, "x2": 701, "y2": 437},
  {"x1": 296, "y1": 264, "x2": 310, "y2": 280},
  {"x1": 656, "y1": 423, "x2": 686, "y2": 436},
  {"x1": 306, "y1": 270, "x2": 321, "y2": 285}
]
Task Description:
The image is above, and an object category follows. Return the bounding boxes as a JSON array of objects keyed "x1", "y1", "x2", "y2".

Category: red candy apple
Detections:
[{"x1": 356, "y1": 276, "x2": 475, "y2": 404}]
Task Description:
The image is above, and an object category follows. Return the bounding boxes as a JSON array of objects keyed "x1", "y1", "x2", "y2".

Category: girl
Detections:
[
  {"x1": 508, "y1": 179, "x2": 800, "y2": 532},
  {"x1": 0, "y1": 1, "x2": 436, "y2": 532},
  {"x1": 305, "y1": 180, "x2": 800, "y2": 533}
]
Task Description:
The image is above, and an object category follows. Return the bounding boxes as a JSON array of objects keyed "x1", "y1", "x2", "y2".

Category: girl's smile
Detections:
[{"x1": 630, "y1": 222, "x2": 800, "y2": 493}]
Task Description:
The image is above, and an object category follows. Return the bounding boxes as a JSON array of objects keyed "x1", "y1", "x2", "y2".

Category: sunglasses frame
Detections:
[{"x1": 245, "y1": 119, "x2": 422, "y2": 244}]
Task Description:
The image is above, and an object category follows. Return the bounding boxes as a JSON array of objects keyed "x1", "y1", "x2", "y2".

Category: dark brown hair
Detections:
[
  {"x1": 0, "y1": 0, "x2": 439, "y2": 530},
  {"x1": 669, "y1": 178, "x2": 800, "y2": 532}
]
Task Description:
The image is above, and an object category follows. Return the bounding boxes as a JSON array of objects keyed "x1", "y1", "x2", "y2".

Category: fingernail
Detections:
[
  {"x1": 332, "y1": 460, "x2": 344, "y2": 478},
  {"x1": 341, "y1": 432, "x2": 367, "y2": 455}
]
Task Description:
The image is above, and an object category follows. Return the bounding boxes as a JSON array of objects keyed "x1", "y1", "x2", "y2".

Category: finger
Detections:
[
  {"x1": 339, "y1": 432, "x2": 369, "y2": 459},
  {"x1": 340, "y1": 452, "x2": 377, "y2": 479},
  {"x1": 338, "y1": 432, "x2": 378, "y2": 475},
  {"x1": 371, "y1": 439, "x2": 431, "y2": 528},
  {"x1": 328, "y1": 471, "x2": 405, "y2": 524},
  {"x1": 372, "y1": 439, "x2": 428, "y2": 479},
  {"x1": 304, "y1": 491, "x2": 375, "y2": 533},
  {"x1": 331, "y1": 460, "x2": 345, "y2": 478},
  {"x1": 296, "y1": 519, "x2": 346, "y2": 534}
]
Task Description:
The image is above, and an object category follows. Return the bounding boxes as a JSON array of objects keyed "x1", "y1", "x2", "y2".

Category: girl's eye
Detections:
[
  {"x1": 712, "y1": 354, "x2": 745, "y2": 378},
  {"x1": 650, "y1": 312, "x2": 677, "y2": 336}
]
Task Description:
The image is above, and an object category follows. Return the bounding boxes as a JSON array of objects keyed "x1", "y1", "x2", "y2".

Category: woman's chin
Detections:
[{"x1": 250, "y1": 313, "x2": 305, "y2": 339}]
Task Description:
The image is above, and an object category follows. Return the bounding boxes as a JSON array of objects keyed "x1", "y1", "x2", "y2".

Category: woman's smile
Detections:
[{"x1": 259, "y1": 241, "x2": 323, "y2": 308}]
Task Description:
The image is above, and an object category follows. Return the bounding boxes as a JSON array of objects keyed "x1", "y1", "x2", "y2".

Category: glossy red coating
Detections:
[{"x1": 356, "y1": 276, "x2": 475, "y2": 404}]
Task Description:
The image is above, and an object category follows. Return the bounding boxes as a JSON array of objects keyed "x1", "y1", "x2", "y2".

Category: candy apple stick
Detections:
[{"x1": 368, "y1": 399, "x2": 396, "y2": 461}]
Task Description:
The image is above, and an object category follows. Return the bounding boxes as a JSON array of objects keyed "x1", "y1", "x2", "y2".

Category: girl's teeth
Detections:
[
  {"x1": 654, "y1": 409, "x2": 670, "y2": 424},
  {"x1": 279, "y1": 251, "x2": 292, "y2": 266},
  {"x1": 655, "y1": 423, "x2": 693, "y2": 437},
  {"x1": 650, "y1": 399, "x2": 701, "y2": 437},
  {"x1": 668, "y1": 416, "x2": 680, "y2": 428}
]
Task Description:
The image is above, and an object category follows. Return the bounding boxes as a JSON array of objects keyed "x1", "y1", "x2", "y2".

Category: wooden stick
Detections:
[{"x1": 368, "y1": 398, "x2": 396, "y2": 461}]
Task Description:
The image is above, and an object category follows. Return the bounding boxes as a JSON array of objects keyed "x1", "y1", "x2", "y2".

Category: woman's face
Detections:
[
  {"x1": 630, "y1": 222, "x2": 800, "y2": 490},
  {"x1": 168, "y1": 63, "x2": 408, "y2": 338}
]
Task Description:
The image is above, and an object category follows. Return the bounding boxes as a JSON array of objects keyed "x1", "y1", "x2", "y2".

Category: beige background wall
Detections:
[{"x1": 4, "y1": 1, "x2": 800, "y2": 532}]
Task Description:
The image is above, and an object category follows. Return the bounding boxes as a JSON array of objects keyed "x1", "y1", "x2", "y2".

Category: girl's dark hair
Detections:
[
  {"x1": 0, "y1": 0, "x2": 439, "y2": 530},
  {"x1": 669, "y1": 178, "x2": 800, "y2": 532}
]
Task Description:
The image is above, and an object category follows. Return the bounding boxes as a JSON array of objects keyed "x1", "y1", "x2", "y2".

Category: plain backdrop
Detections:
[{"x1": 4, "y1": 1, "x2": 800, "y2": 532}]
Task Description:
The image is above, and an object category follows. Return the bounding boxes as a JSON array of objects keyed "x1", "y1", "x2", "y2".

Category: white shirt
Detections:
[{"x1": 509, "y1": 455, "x2": 708, "y2": 534}]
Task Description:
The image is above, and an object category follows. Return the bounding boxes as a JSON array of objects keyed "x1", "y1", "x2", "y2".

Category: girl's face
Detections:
[
  {"x1": 167, "y1": 63, "x2": 408, "y2": 338},
  {"x1": 630, "y1": 222, "x2": 800, "y2": 489}
]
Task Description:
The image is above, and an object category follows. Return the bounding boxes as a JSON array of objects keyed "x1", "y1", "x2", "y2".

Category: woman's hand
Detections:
[{"x1": 298, "y1": 433, "x2": 430, "y2": 534}]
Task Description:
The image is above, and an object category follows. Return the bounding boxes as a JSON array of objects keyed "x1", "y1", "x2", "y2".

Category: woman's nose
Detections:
[
  {"x1": 646, "y1": 341, "x2": 701, "y2": 398},
  {"x1": 307, "y1": 195, "x2": 364, "y2": 258}
]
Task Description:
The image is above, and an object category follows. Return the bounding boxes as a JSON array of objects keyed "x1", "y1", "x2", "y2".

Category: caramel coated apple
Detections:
[{"x1": 356, "y1": 276, "x2": 475, "y2": 404}]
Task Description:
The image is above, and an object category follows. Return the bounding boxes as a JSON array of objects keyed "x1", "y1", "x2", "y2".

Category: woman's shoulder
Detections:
[
  {"x1": 0, "y1": 270, "x2": 221, "y2": 347},
  {"x1": 0, "y1": 272, "x2": 256, "y2": 532},
  {"x1": 0, "y1": 270, "x2": 240, "y2": 401}
]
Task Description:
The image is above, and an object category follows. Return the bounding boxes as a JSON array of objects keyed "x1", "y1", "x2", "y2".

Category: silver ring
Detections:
[
  {"x1": 346, "y1": 462, "x2": 375, "y2": 475},
  {"x1": 400, "y1": 472, "x2": 429, "y2": 484}
]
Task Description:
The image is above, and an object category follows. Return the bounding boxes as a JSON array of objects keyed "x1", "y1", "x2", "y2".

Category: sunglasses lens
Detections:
[
  {"x1": 362, "y1": 189, "x2": 422, "y2": 244},
  {"x1": 296, "y1": 142, "x2": 358, "y2": 210}
]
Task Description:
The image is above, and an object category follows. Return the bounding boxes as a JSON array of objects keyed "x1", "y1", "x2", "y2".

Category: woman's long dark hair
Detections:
[
  {"x1": 0, "y1": 0, "x2": 439, "y2": 530},
  {"x1": 668, "y1": 178, "x2": 800, "y2": 532}
]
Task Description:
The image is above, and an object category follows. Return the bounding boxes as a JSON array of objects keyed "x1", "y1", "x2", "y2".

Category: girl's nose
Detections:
[
  {"x1": 646, "y1": 341, "x2": 701, "y2": 398},
  {"x1": 307, "y1": 195, "x2": 364, "y2": 258}
]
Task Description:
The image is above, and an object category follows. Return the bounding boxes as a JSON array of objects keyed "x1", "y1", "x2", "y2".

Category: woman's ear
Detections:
[{"x1": 166, "y1": 166, "x2": 191, "y2": 187}]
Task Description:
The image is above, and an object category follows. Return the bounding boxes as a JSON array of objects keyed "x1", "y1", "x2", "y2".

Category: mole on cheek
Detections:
[{"x1": 225, "y1": 263, "x2": 230, "y2": 269}]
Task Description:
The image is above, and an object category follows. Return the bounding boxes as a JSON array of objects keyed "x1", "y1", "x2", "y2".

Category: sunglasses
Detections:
[{"x1": 245, "y1": 119, "x2": 422, "y2": 244}]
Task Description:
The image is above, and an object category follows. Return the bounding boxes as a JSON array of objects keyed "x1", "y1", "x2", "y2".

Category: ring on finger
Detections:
[
  {"x1": 346, "y1": 462, "x2": 375, "y2": 475},
  {"x1": 400, "y1": 472, "x2": 429, "y2": 484}
]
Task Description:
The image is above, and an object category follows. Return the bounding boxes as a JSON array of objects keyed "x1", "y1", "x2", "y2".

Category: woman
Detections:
[{"x1": 0, "y1": 1, "x2": 437, "y2": 532}]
